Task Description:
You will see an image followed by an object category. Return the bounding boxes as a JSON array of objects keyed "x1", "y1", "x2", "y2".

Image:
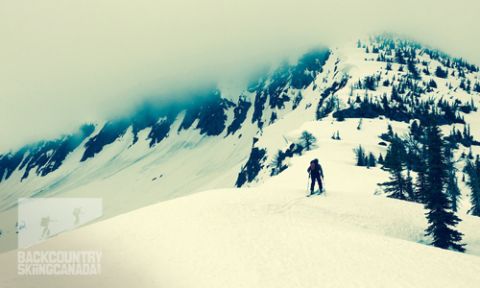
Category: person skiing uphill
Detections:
[{"x1": 307, "y1": 159, "x2": 324, "y2": 195}]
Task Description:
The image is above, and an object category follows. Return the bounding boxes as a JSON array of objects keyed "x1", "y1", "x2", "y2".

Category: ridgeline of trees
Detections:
[
  {"x1": 334, "y1": 75, "x2": 476, "y2": 125},
  {"x1": 361, "y1": 34, "x2": 479, "y2": 74}
]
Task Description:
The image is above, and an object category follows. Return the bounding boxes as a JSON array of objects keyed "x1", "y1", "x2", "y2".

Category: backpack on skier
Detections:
[{"x1": 307, "y1": 159, "x2": 324, "y2": 195}]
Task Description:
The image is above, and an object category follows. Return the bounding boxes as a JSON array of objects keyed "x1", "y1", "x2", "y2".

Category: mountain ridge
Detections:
[{"x1": 1, "y1": 34, "x2": 480, "y2": 252}]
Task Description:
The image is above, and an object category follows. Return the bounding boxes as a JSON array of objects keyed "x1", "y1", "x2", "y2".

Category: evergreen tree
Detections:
[
  {"x1": 464, "y1": 159, "x2": 480, "y2": 217},
  {"x1": 391, "y1": 86, "x2": 401, "y2": 102},
  {"x1": 364, "y1": 76, "x2": 377, "y2": 91},
  {"x1": 468, "y1": 148, "x2": 474, "y2": 159},
  {"x1": 299, "y1": 131, "x2": 317, "y2": 151},
  {"x1": 378, "y1": 154, "x2": 384, "y2": 165},
  {"x1": 435, "y1": 66, "x2": 448, "y2": 78},
  {"x1": 445, "y1": 147, "x2": 461, "y2": 212},
  {"x1": 424, "y1": 124, "x2": 465, "y2": 252},
  {"x1": 387, "y1": 123, "x2": 395, "y2": 137},
  {"x1": 407, "y1": 60, "x2": 421, "y2": 80},
  {"x1": 379, "y1": 139, "x2": 408, "y2": 200},
  {"x1": 355, "y1": 145, "x2": 366, "y2": 166},
  {"x1": 410, "y1": 120, "x2": 422, "y2": 140},
  {"x1": 368, "y1": 152, "x2": 377, "y2": 167},
  {"x1": 474, "y1": 82, "x2": 480, "y2": 93},
  {"x1": 424, "y1": 67, "x2": 431, "y2": 76},
  {"x1": 331, "y1": 130, "x2": 341, "y2": 140},
  {"x1": 403, "y1": 134, "x2": 423, "y2": 172},
  {"x1": 405, "y1": 169, "x2": 415, "y2": 200},
  {"x1": 396, "y1": 50, "x2": 406, "y2": 64},
  {"x1": 383, "y1": 137, "x2": 406, "y2": 170},
  {"x1": 271, "y1": 150, "x2": 287, "y2": 176},
  {"x1": 357, "y1": 118, "x2": 363, "y2": 130},
  {"x1": 463, "y1": 124, "x2": 473, "y2": 146},
  {"x1": 414, "y1": 147, "x2": 428, "y2": 203}
]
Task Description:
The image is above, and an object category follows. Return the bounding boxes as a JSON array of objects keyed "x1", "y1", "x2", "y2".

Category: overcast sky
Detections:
[{"x1": 1, "y1": 0, "x2": 479, "y2": 151}]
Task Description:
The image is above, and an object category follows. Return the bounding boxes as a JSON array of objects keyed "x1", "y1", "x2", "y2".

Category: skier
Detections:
[{"x1": 307, "y1": 159, "x2": 324, "y2": 195}]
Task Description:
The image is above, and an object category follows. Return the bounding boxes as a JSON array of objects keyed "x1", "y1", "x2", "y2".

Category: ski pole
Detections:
[
  {"x1": 307, "y1": 174, "x2": 310, "y2": 192},
  {"x1": 322, "y1": 176, "x2": 326, "y2": 196}
]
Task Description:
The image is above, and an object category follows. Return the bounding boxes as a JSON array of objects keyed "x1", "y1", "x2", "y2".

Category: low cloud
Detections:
[{"x1": 1, "y1": 0, "x2": 479, "y2": 151}]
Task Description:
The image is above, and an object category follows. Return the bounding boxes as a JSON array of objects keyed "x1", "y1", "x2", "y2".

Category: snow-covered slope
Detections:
[
  {"x1": 1, "y1": 135, "x2": 480, "y2": 287},
  {"x1": 1, "y1": 34, "x2": 480, "y2": 257},
  {"x1": 0, "y1": 48, "x2": 331, "y2": 251}
]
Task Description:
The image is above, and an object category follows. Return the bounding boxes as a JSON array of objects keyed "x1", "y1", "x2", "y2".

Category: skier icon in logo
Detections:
[
  {"x1": 40, "y1": 216, "x2": 52, "y2": 239},
  {"x1": 73, "y1": 207, "x2": 83, "y2": 226}
]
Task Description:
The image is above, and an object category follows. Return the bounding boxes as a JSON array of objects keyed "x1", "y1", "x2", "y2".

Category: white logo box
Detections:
[{"x1": 17, "y1": 198, "x2": 103, "y2": 248}]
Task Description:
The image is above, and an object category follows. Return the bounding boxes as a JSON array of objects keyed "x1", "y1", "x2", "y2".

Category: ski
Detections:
[{"x1": 306, "y1": 190, "x2": 324, "y2": 197}]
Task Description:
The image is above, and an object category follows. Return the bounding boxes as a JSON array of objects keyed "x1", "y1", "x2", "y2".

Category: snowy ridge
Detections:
[
  {"x1": 1, "y1": 34, "x2": 480, "y2": 259},
  {"x1": 1, "y1": 131, "x2": 480, "y2": 287}
]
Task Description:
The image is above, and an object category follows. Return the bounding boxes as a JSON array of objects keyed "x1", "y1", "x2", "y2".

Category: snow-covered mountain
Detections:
[
  {"x1": 1, "y1": 128, "x2": 480, "y2": 287},
  {"x1": 1, "y1": 34, "x2": 480, "y2": 261}
]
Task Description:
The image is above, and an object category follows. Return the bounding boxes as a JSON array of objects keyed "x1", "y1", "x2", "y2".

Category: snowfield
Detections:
[
  {"x1": 1, "y1": 36, "x2": 480, "y2": 287},
  {"x1": 1, "y1": 119, "x2": 480, "y2": 287}
]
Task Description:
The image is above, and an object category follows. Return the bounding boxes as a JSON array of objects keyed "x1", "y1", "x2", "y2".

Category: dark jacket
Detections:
[{"x1": 307, "y1": 162, "x2": 324, "y2": 178}]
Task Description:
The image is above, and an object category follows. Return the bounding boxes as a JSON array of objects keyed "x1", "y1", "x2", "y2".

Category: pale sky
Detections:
[{"x1": 1, "y1": 0, "x2": 479, "y2": 151}]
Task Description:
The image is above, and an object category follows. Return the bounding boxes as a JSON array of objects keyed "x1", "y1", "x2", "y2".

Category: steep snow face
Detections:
[
  {"x1": 1, "y1": 34, "x2": 480, "y2": 255},
  {"x1": 0, "y1": 49, "x2": 331, "y2": 251},
  {"x1": 1, "y1": 136, "x2": 480, "y2": 288}
]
